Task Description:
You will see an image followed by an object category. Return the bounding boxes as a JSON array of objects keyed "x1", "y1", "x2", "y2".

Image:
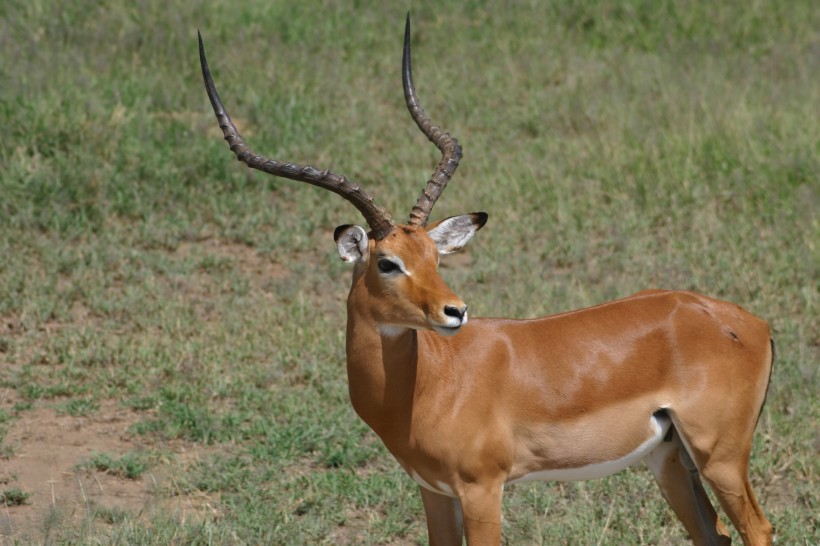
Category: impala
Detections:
[{"x1": 198, "y1": 16, "x2": 774, "y2": 546}]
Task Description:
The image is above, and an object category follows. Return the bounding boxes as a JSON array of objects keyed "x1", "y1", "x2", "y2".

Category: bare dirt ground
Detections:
[{"x1": 0, "y1": 401, "x2": 218, "y2": 543}]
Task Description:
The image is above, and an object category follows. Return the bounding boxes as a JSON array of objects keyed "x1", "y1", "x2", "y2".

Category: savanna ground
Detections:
[{"x1": 0, "y1": 1, "x2": 817, "y2": 544}]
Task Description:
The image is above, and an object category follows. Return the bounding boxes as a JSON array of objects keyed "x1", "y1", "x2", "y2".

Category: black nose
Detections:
[{"x1": 444, "y1": 305, "x2": 467, "y2": 321}]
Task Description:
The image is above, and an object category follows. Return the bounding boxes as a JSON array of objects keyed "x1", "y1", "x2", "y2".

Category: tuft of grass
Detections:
[
  {"x1": 58, "y1": 397, "x2": 99, "y2": 417},
  {"x1": 0, "y1": 443, "x2": 16, "y2": 460},
  {"x1": 1, "y1": 488, "x2": 31, "y2": 506},
  {"x1": 94, "y1": 505, "x2": 132, "y2": 525},
  {"x1": 80, "y1": 451, "x2": 150, "y2": 480}
]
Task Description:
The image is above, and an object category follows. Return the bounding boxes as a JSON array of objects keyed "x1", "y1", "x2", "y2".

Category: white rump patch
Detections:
[{"x1": 508, "y1": 412, "x2": 672, "y2": 484}]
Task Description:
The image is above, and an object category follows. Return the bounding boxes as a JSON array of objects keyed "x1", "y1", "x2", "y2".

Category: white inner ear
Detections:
[
  {"x1": 336, "y1": 225, "x2": 369, "y2": 263},
  {"x1": 427, "y1": 215, "x2": 481, "y2": 255}
]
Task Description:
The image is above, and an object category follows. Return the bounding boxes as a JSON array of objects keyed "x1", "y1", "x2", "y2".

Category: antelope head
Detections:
[{"x1": 199, "y1": 15, "x2": 486, "y2": 336}]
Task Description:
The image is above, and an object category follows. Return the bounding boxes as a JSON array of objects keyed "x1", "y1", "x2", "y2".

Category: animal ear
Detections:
[
  {"x1": 426, "y1": 212, "x2": 488, "y2": 255},
  {"x1": 334, "y1": 225, "x2": 369, "y2": 263}
]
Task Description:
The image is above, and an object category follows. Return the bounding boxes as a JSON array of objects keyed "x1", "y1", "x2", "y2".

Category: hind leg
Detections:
[
  {"x1": 671, "y1": 416, "x2": 773, "y2": 545},
  {"x1": 645, "y1": 428, "x2": 731, "y2": 545},
  {"x1": 698, "y1": 462, "x2": 772, "y2": 546}
]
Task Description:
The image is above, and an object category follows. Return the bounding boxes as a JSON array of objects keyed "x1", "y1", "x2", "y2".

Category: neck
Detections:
[{"x1": 344, "y1": 277, "x2": 419, "y2": 437}]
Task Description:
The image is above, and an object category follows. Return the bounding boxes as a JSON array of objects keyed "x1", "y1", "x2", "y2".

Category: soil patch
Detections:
[{"x1": 0, "y1": 402, "x2": 218, "y2": 542}]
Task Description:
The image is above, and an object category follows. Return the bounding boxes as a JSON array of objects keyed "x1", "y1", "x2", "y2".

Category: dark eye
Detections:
[{"x1": 378, "y1": 259, "x2": 399, "y2": 273}]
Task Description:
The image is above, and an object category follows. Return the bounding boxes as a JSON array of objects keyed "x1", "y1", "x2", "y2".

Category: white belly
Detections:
[{"x1": 507, "y1": 412, "x2": 672, "y2": 484}]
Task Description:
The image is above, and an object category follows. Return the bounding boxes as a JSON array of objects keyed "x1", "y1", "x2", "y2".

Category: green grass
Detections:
[
  {"x1": 1, "y1": 488, "x2": 31, "y2": 507},
  {"x1": 0, "y1": 0, "x2": 817, "y2": 544},
  {"x1": 80, "y1": 451, "x2": 151, "y2": 480}
]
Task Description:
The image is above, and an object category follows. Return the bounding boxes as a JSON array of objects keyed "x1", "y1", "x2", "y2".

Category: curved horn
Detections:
[
  {"x1": 198, "y1": 31, "x2": 395, "y2": 240},
  {"x1": 402, "y1": 14, "x2": 463, "y2": 227}
]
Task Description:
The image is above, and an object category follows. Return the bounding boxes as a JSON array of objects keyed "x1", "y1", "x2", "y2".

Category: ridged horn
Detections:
[
  {"x1": 198, "y1": 31, "x2": 395, "y2": 239},
  {"x1": 402, "y1": 14, "x2": 463, "y2": 227}
]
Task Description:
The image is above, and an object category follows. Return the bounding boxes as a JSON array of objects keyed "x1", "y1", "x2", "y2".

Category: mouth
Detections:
[
  {"x1": 432, "y1": 325, "x2": 462, "y2": 337},
  {"x1": 431, "y1": 312, "x2": 467, "y2": 337}
]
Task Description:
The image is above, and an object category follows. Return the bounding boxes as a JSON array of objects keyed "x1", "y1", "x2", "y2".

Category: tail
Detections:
[{"x1": 755, "y1": 338, "x2": 775, "y2": 427}]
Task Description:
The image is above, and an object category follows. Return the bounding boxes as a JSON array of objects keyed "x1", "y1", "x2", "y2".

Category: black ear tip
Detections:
[
  {"x1": 334, "y1": 224, "x2": 354, "y2": 242},
  {"x1": 474, "y1": 212, "x2": 489, "y2": 228}
]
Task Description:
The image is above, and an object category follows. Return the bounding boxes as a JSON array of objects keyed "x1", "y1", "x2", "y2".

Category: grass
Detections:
[
  {"x1": 0, "y1": 0, "x2": 817, "y2": 543},
  {"x1": 80, "y1": 451, "x2": 151, "y2": 480},
  {"x1": 1, "y1": 489, "x2": 31, "y2": 507}
]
